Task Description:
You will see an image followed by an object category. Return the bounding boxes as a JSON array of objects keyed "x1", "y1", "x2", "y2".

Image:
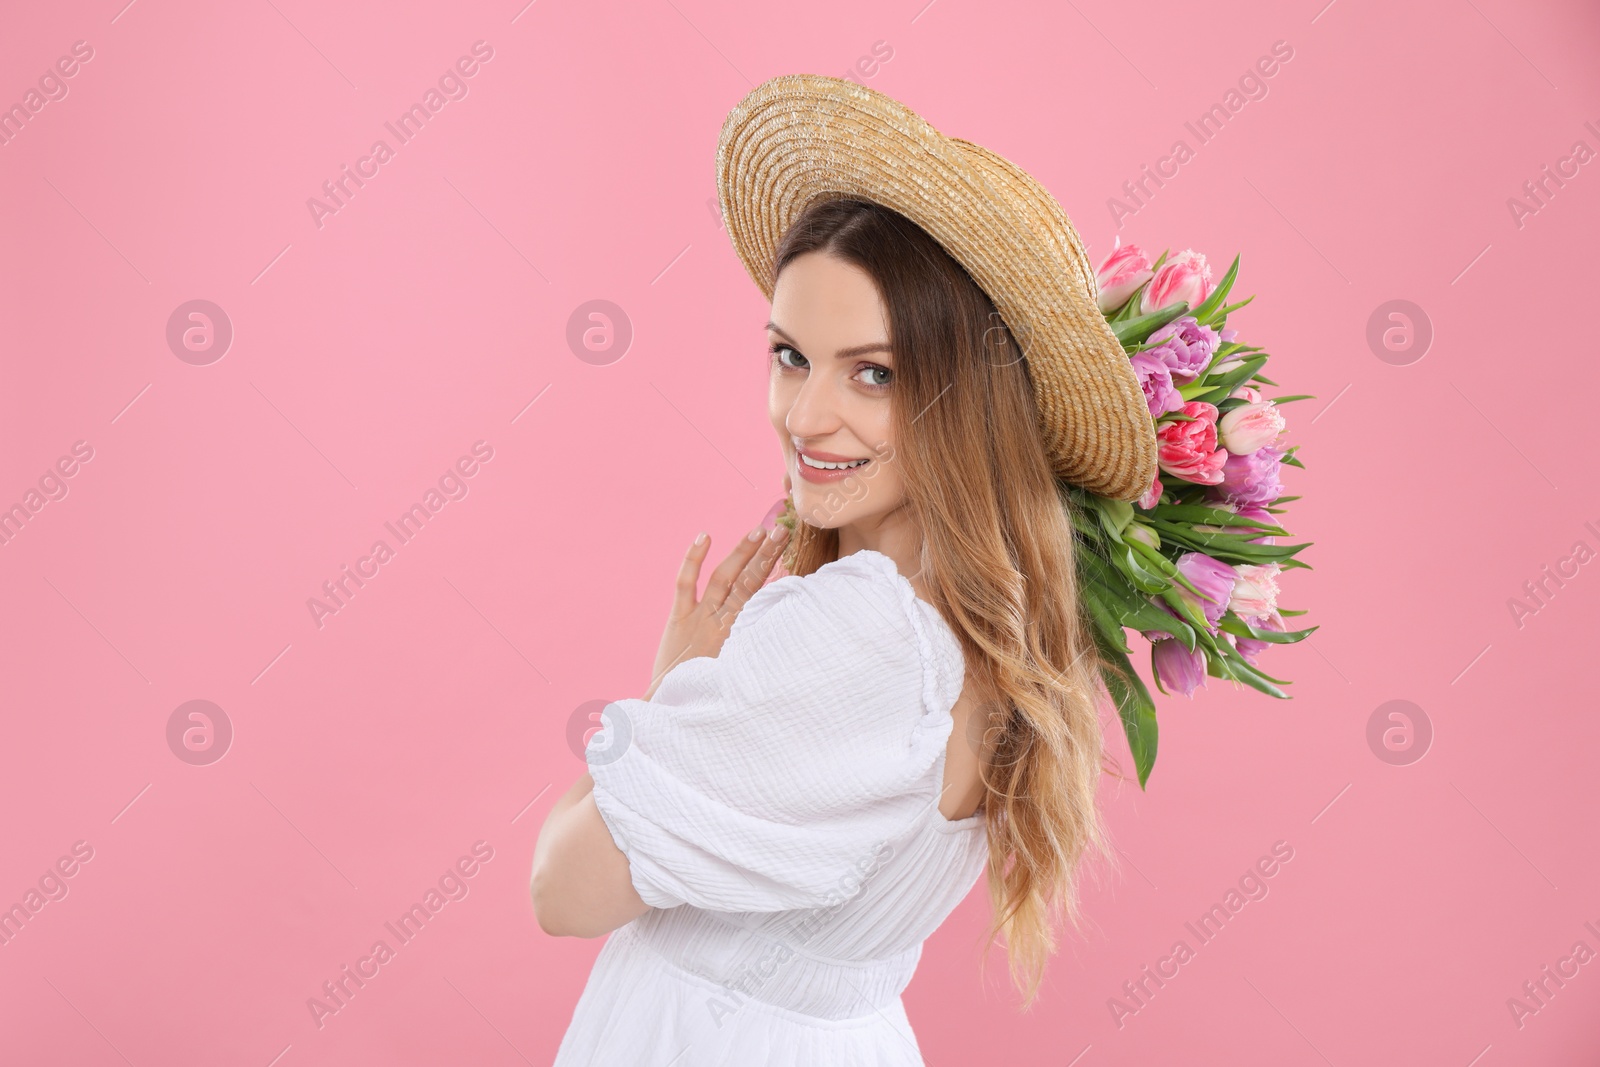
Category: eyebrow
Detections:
[{"x1": 766, "y1": 322, "x2": 893, "y2": 360}]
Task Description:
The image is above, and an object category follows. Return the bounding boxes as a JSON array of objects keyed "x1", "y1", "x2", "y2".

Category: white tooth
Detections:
[{"x1": 802, "y1": 453, "x2": 868, "y2": 470}]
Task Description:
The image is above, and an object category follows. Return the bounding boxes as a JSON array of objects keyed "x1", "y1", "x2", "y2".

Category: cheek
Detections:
[
  {"x1": 768, "y1": 372, "x2": 794, "y2": 432},
  {"x1": 868, "y1": 409, "x2": 901, "y2": 490},
  {"x1": 857, "y1": 401, "x2": 895, "y2": 455}
]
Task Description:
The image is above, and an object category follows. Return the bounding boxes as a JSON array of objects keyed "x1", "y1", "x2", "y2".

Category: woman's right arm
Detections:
[
  {"x1": 530, "y1": 772, "x2": 650, "y2": 938},
  {"x1": 531, "y1": 524, "x2": 788, "y2": 935}
]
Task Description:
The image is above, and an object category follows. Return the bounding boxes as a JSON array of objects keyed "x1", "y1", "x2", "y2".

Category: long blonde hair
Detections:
[{"x1": 772, "y1": 197, "x2": 1123, "y2": 1009}]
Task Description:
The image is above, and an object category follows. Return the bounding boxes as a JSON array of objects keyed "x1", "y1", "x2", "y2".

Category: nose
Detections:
[{"x1": 783, "y1": 365, "x2": 845, "y2": 441}]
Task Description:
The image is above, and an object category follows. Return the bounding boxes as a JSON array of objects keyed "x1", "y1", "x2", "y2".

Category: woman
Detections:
[{"x1": 534, "y1": 75, "x2": 1158, "y2": 1065}]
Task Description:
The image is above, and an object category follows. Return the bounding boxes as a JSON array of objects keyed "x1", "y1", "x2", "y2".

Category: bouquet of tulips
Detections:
[{"x1": 1073, "y1": 240, "x2": 1316, "y2": 788}]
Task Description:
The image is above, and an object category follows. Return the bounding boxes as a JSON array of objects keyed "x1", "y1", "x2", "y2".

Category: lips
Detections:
[
  {"x1": 795, "y1": 446, "x2": 872, "y2": 483},
  {"x1": 797, "y1": 447, "x2": 870, "y2": 469}
]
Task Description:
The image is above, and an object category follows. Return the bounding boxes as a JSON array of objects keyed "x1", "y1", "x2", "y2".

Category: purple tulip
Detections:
[
  {"x1": 1174, "y1": 551, "x2": 1237, "y2": 631},
  {"x1": 1141, "y1": 552, "x2": 1235, "y2": 646},
  {"x1": 1233, "y1": 504, "x2": 1277, "y2": 543},
  {"x1": 1144, "y1": 316, "x2": 1220, "y2": 384},
  {"x1": 1151, "y1": 636, "x2": 1208, "y2": 696},
  {"x1": 1130, "y1": 350, "x2": 1183, "y2": 416},
  {"x1": 1207, "y1": 445, "x2": 1285, "y2": 508},
  {"x1": 1233, "y1": 610, "x2": 1286, "y2": 667}
]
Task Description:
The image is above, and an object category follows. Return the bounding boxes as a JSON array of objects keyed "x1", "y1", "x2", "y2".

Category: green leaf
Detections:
[
  {"x1": 1092, "y1": 496, "x2": 1135, "y2": 542},
  {"x1": 1149, "y1": 503, "x2": 1287, "y2": 535},
  {"x1": 1082, "y1": 587, "x2": 1132, "y2": 654},
  {"x1": 1202, "y1": 294, "x2": 1255, "y2": 324},
  {"x1": 1115, "y1": 595, "x2": 1197, "y2": 649},
  {"x1": 1203, "y1": 633, "x2": 1286, "y2": 694},
  {"x1": 1076, "y1": 546, "x2": 1132, "y2": 604},
  {"x1": 1145, "y1": 518, "x2": 1313, "y2": 564},
  {"x1": 1217, "y1": 612, "x2": 1318, "y2": 644},
  {"x1": 1112, "y1": 302, "x2": 1191, "y2": 346},
  {"x1": 1069, "y1": 504, "x2": 1103, "y2": 542},
  {"x1": 1189, "y1": 254, "x2": 1241, "y2": 322},
  {"x1": 1113, "y1": 586, "x2": 1198, "y2": 649},
  {"x1": 1156, "y1": 584, "x2": 1214, "y2": 637},
  {"x1": 1125, "y1": 535, "x2": 1179, "y2": 577},
  {"x1": 1090, "y1": 629, "x2": 1159, "y2": 789},
  {"x1": 1215, "y1": 646, "x2": 1293, "y2": 694},
  {"x1": 1075, "y1": 542, "x2": 1119, "y2": 584},
  {"x1": 1107, "y1": 286, "x2": 1149, "y2": 323},
  {"x1": 1119, "y1": 542, "x2": 1169, "y2": 594},
  {"x1": 1080, "y1": 550, "x2": 1197, "y2": 650},
  {"x1": 1192, "y1": 355, "x2": 1270, "y2": 405}
]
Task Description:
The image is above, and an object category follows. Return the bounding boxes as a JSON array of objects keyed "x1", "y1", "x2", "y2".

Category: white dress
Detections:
[{"x1": 552, "y1": 549, "x2": 989, "y2": 1066}]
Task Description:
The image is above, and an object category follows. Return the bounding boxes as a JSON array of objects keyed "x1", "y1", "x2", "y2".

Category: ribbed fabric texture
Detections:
[{"x1": 557, "y1": 550, "x2": 988, "y2": 1066}]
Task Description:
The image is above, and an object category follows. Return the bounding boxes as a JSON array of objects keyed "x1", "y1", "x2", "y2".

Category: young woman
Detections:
[{"x1": 534, "y1": 75, "x2": 1158, "y2": 1066}]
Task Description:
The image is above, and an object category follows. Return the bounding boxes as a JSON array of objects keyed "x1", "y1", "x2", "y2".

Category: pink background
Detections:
[{"x1": 3, "y1": 0, "x2": 1598, "y2": 1063}]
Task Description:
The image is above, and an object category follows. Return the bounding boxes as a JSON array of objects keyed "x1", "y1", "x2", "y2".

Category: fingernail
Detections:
[
  {"x1": 747, "y1": 527, "x2": 764, "y2": 542},
  {"x1": 694, "y1": 531, "x2": 707, "y2": 545},
  {"x1": 768, "y1": 524, "x2": 788, "y2": 541}
]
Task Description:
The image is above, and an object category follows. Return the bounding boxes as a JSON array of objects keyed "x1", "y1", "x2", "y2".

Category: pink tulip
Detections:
[
  {"x1": 1155, "y1": 401, "x2": 1228, "y2": 485},
  {"x1": 1141, "y1": 551, "x2": 1235, "y2": 645},
  {"x1": 1140, "y1": 249, "x2": 1214, "y2": 315},
  {"x1": 1233, "y1": 503, "x2": 1278, "y2": 545},
  {"x1": 1137, "y1": 471, "x2": 1164, "y2": 510},
  {"x1": 1229, "y1": 562, "x2": 1281, "y2": 618},
  {"x1": 1130, "y1": 351, "x2": 1183, "y2": 417},
  {"x1": 1208, "y1": 445, "x2": 1284, "y2": 507},
  {"x1": 1095, "y1": 239, "x2": 1155, "y2": 313},
  {"x1": 1151, "y1": 637, "x2": 1208, "y2": 696},
  {"x1": 1233, "y1": 609, "x2": 1285, "y2": 667},
  {"x1": 1173, "y1": 551, "x2": 1237, "y2": 631},
  {"x1": 1218, "y1": 400, "x2": 1287, "y2": 455}
]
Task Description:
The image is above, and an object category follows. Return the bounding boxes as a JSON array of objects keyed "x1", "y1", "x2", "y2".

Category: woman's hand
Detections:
[{"x1": 645, "y1": 521, "x2": 791, "y2": 699}]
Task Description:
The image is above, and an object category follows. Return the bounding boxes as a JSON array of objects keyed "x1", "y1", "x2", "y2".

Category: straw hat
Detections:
[{"x1": 715, "y1": 73, "x2": 1158, "y2": 503}]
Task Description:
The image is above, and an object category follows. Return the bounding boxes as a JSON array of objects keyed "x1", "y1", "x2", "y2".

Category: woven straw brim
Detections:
[{"x1": 715, "y1": 73, "x2": 1158, "y2": 503}]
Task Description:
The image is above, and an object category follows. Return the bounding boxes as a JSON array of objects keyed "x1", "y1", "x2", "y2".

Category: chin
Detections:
[{"x1": 790, "y1": 488, "x2": 847, "y2": 528}]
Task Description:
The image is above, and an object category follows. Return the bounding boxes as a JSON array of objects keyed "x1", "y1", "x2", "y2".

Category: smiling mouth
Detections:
[{"x1": 799, "y1": 453, "x2": 870, "y2": 471}]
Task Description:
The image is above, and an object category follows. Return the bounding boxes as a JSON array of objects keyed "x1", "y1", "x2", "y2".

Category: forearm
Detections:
[
  {"x1": 531, "y1": 770, "x2": 649, "y2": 937},
  {"x1": 532, "y1": 772, "x2": 594, "y2": 881}
]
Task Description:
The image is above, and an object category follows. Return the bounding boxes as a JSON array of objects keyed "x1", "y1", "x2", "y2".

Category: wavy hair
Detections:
[{"x1": 770, "y1": 197, "x2": 1123, "y2": 1009}]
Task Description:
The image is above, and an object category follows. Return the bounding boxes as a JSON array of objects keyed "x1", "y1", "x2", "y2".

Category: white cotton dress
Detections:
[{"x1": 552, "y1": 548, "x2": 990, "y2": 1067}]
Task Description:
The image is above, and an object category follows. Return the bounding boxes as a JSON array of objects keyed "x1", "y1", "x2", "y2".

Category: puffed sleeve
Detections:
[{"x1": 585, "y1": 549, "x2": 965, "y2": 913}]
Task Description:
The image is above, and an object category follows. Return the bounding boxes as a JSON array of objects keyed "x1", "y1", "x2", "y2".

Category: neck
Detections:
[{"x1": 835, "y1": 505, "x2": 929, "y2": 600}]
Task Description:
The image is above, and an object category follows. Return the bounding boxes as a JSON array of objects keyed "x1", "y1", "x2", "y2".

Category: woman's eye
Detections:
[
  {"x1": 770, "y1": 343, "x2": 805, "y2": 369},
  {"x1": 769, "y1": 343, "x2": 888, "y2": 388}
]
